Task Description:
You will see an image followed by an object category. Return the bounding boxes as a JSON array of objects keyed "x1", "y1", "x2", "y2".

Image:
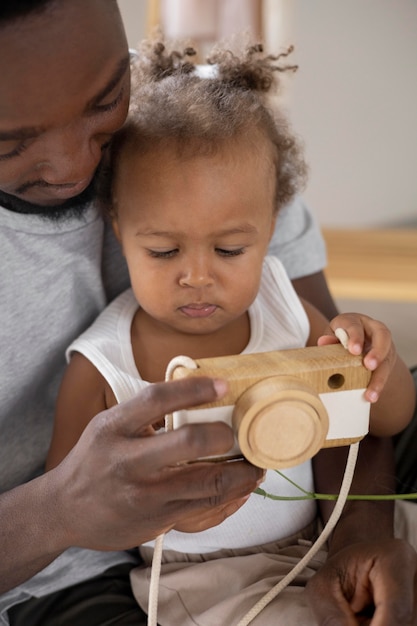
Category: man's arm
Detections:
[
  {"x1": 0, "y1": 377, "x2": 263, "y2": 593},
  {"x1": 308, "y1": 439, "x2": 417, "y2": 624},
  {"x1": 294, "y1": 268, "x2": 417, "y2": 622},
  {"x1": 314, "y1": 437, "x2": 394, "y2": 550},
  {"x1": 292, "y1": 270, "x2": 339, "y2": 320},
  {"x1": 0, "y1": 473, "x2": 68, "y2": 593}
]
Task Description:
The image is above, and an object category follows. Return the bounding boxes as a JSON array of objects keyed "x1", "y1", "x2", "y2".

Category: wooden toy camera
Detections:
[{"x1": 169, "y1": 344, "x2": 371, "y2": 469}]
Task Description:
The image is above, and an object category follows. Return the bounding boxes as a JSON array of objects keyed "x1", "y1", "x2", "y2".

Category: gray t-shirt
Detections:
[
  {"x1": 0, "y1": 195, "x2": 326, "y2": 622},
  {"x1": 270, "y1": 197, "x2": 327, "y2": 279}
]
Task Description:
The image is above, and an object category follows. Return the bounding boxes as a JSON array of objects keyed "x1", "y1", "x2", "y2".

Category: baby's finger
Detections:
[
  {"x1": 317, "y1": 334, "x2": 339, "y2": 347},
  {"x1": 358, "y1": 318, "x2": 393, "y2": 371},
  {"x1": 365, "y1": 361, "x2": 391, "y2": 403}
]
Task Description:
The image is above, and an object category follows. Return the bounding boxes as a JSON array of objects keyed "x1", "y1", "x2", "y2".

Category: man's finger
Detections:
[
  {"x1": 105, "y1": 376, "x2": 227, "y2": 436},
  {"x1": 370, "y1": 556, "x2": 416, "y2": 626}
]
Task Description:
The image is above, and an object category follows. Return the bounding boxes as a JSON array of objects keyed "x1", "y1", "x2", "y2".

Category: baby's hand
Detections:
[{"x1": 317, "y1": 313, "x2": 397, "y2": 403}]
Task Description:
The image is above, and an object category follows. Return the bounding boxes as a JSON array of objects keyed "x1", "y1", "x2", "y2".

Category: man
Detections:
[{"x1": 0, "y1": 1, "x2": 416, "y2": 625}]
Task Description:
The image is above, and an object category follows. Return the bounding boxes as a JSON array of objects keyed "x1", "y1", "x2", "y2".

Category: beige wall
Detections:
[
  {"x1": 118, "y1": 0, "x2": 147, "y2": 49},
  {"x1": 118, "y1": 0, "x2": 417, "y2": 228}
]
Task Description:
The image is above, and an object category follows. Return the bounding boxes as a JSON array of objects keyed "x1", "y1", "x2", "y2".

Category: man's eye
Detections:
[
  {"x1": 95, "y1": 88, "x2": 125, "y2": 114},
  {"x1": 216, "y1": 248, "x2": 245, "y2": 257},
  {"x1": 147, "y1": 249, "x2": 179, "y2": 259},
  {"x1": 0, "y1": 142, "x2": 29, "y2": 161}
]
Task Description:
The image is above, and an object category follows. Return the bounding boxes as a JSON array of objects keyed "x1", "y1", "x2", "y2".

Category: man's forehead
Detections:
[
  {"x1": 0, "y1": 0, "x2": 128, "y2": 121},
  {"x1": 0, "y1": 0, "x2": 123, "y2": 59}
]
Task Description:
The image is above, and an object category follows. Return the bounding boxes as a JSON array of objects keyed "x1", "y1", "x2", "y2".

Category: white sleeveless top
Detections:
[{"x1": 68, "y1": 256, "x2": 315, "y2": 553}]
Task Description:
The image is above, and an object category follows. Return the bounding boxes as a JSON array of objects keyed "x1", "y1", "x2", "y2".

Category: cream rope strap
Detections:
[
  {"x1": 147, "y1": 356, "x2": 198, "y2": 626},
  {"x1": 236, "y1": 442, "x2": 359, "y2": 625}
]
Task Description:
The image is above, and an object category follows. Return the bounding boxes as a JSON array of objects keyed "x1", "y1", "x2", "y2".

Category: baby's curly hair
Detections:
[{"x1": 100, "y1": 38, "x2": 307, "y2": 216}]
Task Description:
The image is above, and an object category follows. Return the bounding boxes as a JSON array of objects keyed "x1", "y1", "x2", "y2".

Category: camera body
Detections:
[{"x1": 169, "y1": 344, "x2": 371, "y2": 469}]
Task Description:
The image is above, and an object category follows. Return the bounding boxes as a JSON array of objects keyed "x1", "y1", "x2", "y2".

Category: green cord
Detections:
[{"x1": 254, "y1": 469, "x2": 417, "y2": 501}]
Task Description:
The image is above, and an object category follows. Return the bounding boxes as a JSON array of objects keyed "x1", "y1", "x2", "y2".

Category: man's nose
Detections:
[{"x1": 35, "y1": 127, "x2": 106, "y2": 185}]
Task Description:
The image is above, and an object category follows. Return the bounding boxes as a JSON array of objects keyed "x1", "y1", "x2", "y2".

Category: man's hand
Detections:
[
  {"x1": 0, "y1": 376, "x2": 263, "y2": 593},
  {"x1": 54, "y1": 376, "x2": 263, "y2": 550},
  {"x1": 306, "y1": 538, "x2": 417, "y2": 625},
  {"x1": 311, "y1": 439, "x2": 417, "y2": 626}
]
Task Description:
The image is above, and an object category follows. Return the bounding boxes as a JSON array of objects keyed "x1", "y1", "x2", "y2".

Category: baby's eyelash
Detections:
[
  {"x1": 216, "y1": 248, "x2": 245, "y2": 257},
  {"x1": 147, "y1": 249, "x2": 179, "y2": 259},
  {"x1": 146, "y1": 248, "x2": 245, "y2": 259}
]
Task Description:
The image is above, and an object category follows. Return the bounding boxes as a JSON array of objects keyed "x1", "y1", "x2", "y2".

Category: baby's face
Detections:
[{"x1": 113, "y1": 137, "x2": 277, "y2": 340}]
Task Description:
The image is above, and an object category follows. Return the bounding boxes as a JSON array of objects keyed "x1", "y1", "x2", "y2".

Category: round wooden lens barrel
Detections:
[{"x1": 232, "y1": 376, "x2": 329, "y2": 469}]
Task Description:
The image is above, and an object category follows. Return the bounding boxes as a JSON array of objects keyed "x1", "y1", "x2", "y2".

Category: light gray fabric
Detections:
[
  {"x1": 0, "y1": 195, "x2": 323, "y2": 622},
  {"x1": 269, "y1": 196, "x2": 327, "y2": 280},
  {"x1": 0, "y1": 204, "x2": 128, "y2": 492},
  {"x1": 0, "y1": 204, "x2": 135, "y2": 625}
]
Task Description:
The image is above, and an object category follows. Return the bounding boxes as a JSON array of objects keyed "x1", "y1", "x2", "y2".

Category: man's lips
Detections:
[
  {"x1": 16, "y1": 177, "x2": 93, "y2": 204},
  {"x1": 179, "y1": 303, "x2": 218, "y2": 318},
  {"x1": 45, "y1": 179, "x2": 92, "y2": 199}
]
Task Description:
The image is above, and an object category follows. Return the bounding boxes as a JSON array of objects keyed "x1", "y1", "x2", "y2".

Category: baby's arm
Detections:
[
  {"x1": 303, "y1": 299, "x2": 416, "y2": 437},
  {"x1": 46, "y1": 353, "x2": 116, "y2": 470}
]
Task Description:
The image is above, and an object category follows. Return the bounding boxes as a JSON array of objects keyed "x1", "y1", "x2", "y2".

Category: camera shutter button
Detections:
[{"x1": 232, "y1": 376, "x2": 329, "y2": 469}]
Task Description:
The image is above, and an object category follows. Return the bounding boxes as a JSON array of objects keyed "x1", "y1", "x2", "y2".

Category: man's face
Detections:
[{"x1": 0, "y1": 0, "x2": 130, "y2": 207}]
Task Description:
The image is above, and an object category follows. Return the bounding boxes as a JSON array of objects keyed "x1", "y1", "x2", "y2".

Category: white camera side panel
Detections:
[{"x1": 320, "y1": 388, "x2": 370, "y2": 441}]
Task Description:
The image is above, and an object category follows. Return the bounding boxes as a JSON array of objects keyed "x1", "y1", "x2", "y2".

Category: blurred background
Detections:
[
  {"x1": 118, "y1": 0, "x2": 417, "y2": 366},
  {"x1": 118, "y1": 0, "x2": 417, "y2": 229}
]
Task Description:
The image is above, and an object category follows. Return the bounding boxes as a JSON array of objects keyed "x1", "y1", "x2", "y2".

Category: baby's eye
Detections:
[
  {"x1": 215, "y1": 248, "x2": 245, "y2": 257},
  {"x1": 147, "y1": 249, "x2": 179, "y2": 259}
]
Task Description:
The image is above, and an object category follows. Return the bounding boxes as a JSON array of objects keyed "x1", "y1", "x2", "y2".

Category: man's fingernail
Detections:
[{"x1": 213, "y1": 379, "x2": 228, "y2": 397}]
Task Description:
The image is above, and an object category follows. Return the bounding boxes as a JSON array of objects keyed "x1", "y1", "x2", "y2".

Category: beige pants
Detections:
[{"x1": 131, "y1": 501, "x2": 416, "y2": 626}]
